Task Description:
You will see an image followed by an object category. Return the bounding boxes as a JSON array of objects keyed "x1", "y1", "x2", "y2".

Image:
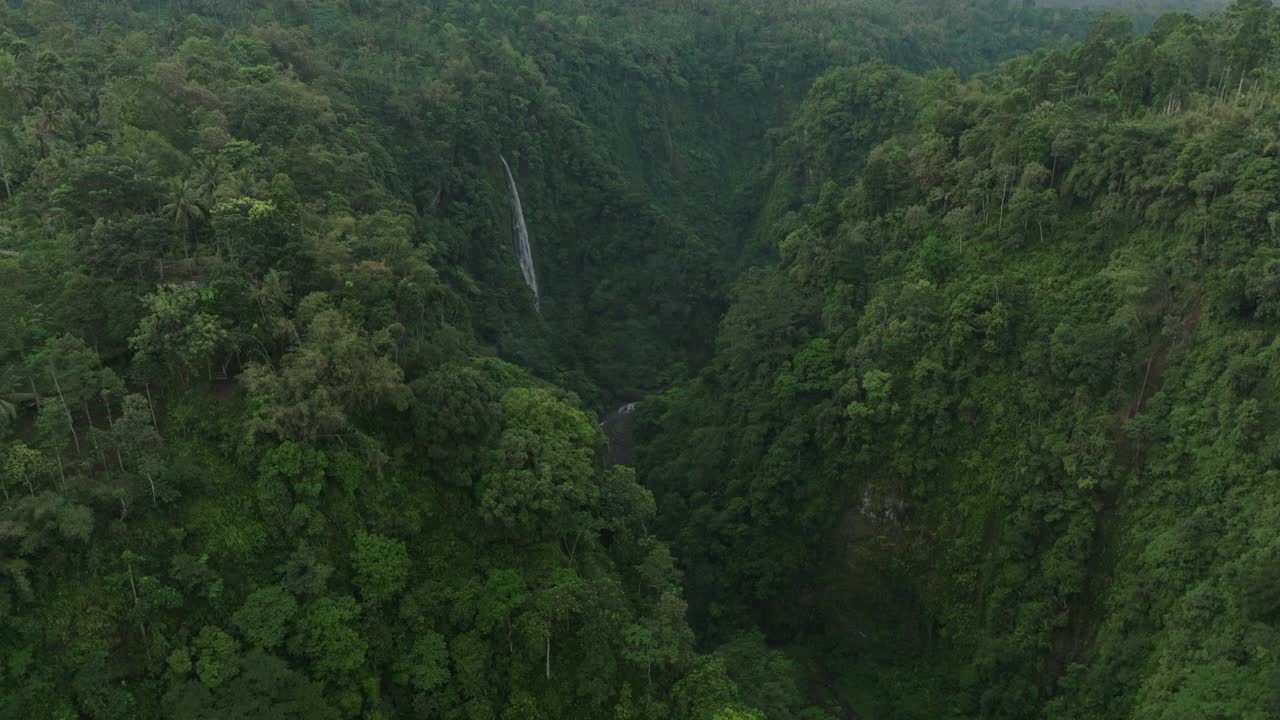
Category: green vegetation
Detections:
[
  {"x1": 2, "y1": 0, "x2": 1278, "y2": 718},
  {"x1": 644, "y1": 1, "x2": 1280, "y2": 717}
]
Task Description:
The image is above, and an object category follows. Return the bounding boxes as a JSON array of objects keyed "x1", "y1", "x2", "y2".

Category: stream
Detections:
[{"x1": 600, "y1": 401, "x2": 639, "y2": 466}]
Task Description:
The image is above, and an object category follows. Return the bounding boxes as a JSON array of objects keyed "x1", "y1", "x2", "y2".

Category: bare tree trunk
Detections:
[
  {"x1": 998, "y1": 174, "x2": 1009, "y2": 232},
  {"x1": 85, "y1": 400, "x2": 109, "y2": 476},
  {"x1": 49, "y1": 366, "x2": 81, "y2": 454},
  {"x1": 255, "y1": 293, "x2": 270, "y2": 325},
  {"x1": 565, "y1": 531, "x2": 582, "y2": 565},
  {"x1": 126, "y1": 558, "x2": 139, "y2": 603},
  {"x1": 103, "y1": 398, "x2": 127, "y2": 472},
  {"x1": 144, "y1": 470, "x2": 157, "y2": 506},
  {"x1": 545, "y1": 632, "x2": 551, "y2": 680},
  {"x1": 52, "y1": 450, "x2": 65, "y2": 491},
  {"x1": 125, "y1": 556, "x2": 148, "y2": 642},
  {"x1": 145, "y1": 383, "x2": 159, "y2": 435}
]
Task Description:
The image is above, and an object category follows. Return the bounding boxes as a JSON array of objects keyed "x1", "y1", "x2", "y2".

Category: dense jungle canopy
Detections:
[{"x1": 2, "y1": 1, "x2": 1278, "y2": 718}]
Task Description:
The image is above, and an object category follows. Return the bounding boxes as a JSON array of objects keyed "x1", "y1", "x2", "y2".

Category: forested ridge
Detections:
[
  {"x1": 0, "y1": 0, "x2": 1275, "y2": 719},
  {"x1": 644, "y1": 1, "x2": 1280, "y2": 717}
]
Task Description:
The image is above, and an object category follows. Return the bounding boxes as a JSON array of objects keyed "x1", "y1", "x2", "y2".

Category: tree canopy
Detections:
[{"x1": 2, "y1": 0, "x2": 1277, "y2": 718}]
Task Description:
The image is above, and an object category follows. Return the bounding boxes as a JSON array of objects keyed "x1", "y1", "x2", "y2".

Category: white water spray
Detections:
[{"x1": 500, "y1": 155, "x2": 539, "y2": 312}]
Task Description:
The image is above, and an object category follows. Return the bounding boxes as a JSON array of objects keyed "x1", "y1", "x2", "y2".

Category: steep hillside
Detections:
[
  {"x1": 643, "y1": 3, "x2": 1280, "y2": 717},
  {"x1": 0, "y1": 1, "x2": 1105, "y2": 719}
]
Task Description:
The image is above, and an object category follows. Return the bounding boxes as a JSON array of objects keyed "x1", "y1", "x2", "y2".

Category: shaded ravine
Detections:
[{"x1": 600, "y1": 401, "x2": 639, "y2": 466}]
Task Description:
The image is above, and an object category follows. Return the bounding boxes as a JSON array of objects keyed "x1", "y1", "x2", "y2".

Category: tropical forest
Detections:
[{"x1": 1, "y1": 0, "x2": 1278, "y2": 718}]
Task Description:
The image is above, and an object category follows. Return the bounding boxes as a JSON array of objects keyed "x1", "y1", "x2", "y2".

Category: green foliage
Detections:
[
  {"x1": 475, "y1": 569, "x2": 529, "y2": 635},
  {"x1": 671, "y1": 656, "x2": 747, "y2": 720},
  {"x1": 162, "y1": 649, "x2": 338, "y2": 720},
  {"x1": 2, "y1": 442, "x2": 50, "y2": 498},
  {"x1": 350, "y1": 531, "x2": 409, "y2": 604},
  {"x1": 477, "y1": 387, "x2": 599, "y2": 535},
  {"x1": 715, "y1": 632, "x2": 812, "y2": 720},
  {"x1": 129, "y1": 285, "x2": 226, "y2": 383},
  {"x1": 243, "y1": 299, "x2": 410, "y2": 441},
  {"x1": 399, "y1": 631, "x2": 450, "y2": 693},
  {"x1": 0, "y1": 0, "x2": 1239, "y2": 718},
  {"x1": 192, "y1": 626, "x2": 240, "y2": 689},
  {"x1": 258, "y1": 441, "x2": 327, "y2": 506},
  {"x1": 232, "y1": 586, "x2": 298, "y2": 650},
  {"x1": 643, "y1": 2, "x2": 1280, "y2": 718},
  {"x1": 293, "y1": 595, "x2": 367, "y2": 679}
]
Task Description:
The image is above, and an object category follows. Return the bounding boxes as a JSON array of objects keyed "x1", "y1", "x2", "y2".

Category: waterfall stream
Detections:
[
  {"x1": 600, "y1": 401, "x2": 639, "y2": 466},
  {"x1": 500, "y1": 155, "x2": 539, "y2": 312}
]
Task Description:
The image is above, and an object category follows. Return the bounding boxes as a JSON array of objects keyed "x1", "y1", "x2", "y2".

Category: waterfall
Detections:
[
  {"x1": 600, "y1": 401, "x2": 640, "y2": 466},
  {"x1": 500, "y1": 155, "x2": 539, "y2": 312}
]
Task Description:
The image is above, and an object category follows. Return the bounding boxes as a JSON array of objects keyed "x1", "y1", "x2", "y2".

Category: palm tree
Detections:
[
  {"x1": 57, "y1": 110, "x2": 108, "y2": 146},
  {"x1": 196, "y1": 156, "x2": 228, "y2": 205},
  {"x1": 0, "y1": 126, "x2": 26, "y2": 199},
  {"x1": 0, "y1": 55, "x2": 35, "y2": 111},
  {"x1": 0, "y1": 396, "x2": 14, "y2": 426},
  {"x1": 0, "y1": 368, "x2": 34, "y2": 431},
  {"x1": 160, "y1": 175, "x2": 207, "y2": 258},
  {"x1": 124, "y1": 147, "x2": 159, "y2": 183},
  {"x1": 30, "y1": 109, "x2": 54, "y2": 159},
  {"x1": 223, "y1": 168, "x2": 258, "y2": 199}
]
